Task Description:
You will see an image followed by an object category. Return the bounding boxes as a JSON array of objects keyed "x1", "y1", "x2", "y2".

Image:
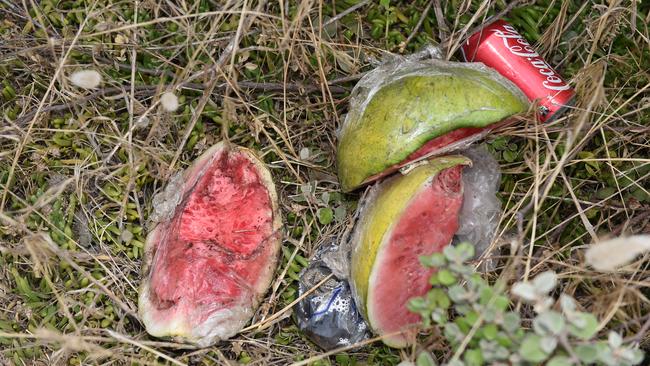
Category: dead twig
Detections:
[
  {"x1": 322, "y1": 0, "x2": 371, "y2": 28},
  {"x1": 432, "y1": 0, "x2": 450, "y2": 43}
]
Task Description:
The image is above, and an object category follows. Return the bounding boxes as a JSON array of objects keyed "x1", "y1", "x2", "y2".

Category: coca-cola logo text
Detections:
[{"x1": 492, "y1": 25, "x2": 570, "y2": 92}]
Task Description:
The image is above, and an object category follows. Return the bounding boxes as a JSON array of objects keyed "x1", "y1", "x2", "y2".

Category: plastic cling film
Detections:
[
  {"x1": 455, "y1": 145, "x2": 502, "y2": 271},
  {"x1": 150, "y1": 172, "x2": 185, "y2": 224},
  {"x1": 341, "y1": 59, "x2": 527, "y2": 136}
]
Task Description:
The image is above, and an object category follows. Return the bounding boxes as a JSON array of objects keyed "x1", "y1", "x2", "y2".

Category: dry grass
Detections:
[{"x1": 0, "y1": 0, "x2": 648, "y2": 365}]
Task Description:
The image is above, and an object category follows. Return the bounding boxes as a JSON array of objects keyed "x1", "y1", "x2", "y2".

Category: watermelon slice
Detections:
[
  {"x1": 337, "y1": 61, "x2": 527, "y2": 192},
  {"x1": 350, "y1": 156, "x2": 470, "y2": 348},
  {"x1": 138, "y1": 142, "x2": 281, "y2": 347}
]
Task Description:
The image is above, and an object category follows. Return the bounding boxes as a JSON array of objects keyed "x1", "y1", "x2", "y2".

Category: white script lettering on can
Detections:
[{"x1": 491, "y1": 24, "x2": 571, "y2": 92}]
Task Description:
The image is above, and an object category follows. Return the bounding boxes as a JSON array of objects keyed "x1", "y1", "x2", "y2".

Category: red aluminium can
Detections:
[{"x1": 461, "y1": 20, "x2": 574, "y2": 122}]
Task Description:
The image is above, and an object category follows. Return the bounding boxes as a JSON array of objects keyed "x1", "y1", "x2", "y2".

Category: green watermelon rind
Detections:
[
  {"x1": 349, "y1": 156, "x2": 471, "y2": 348},
  {"x1": 337, "y1": 62, "x2": 528, "y2": 192}
]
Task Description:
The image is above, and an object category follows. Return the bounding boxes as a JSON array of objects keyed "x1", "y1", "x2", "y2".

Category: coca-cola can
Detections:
[{"x1": 460, "y1": 20, "x2": 574, "y2": 122}]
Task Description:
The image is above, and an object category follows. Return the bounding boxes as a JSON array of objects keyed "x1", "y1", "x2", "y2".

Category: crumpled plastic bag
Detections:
[
  {"x1": 294, "y1": 242, "x2": 370, "y2": 350},
  {"x1": 295, "y1": 145, "x2": 502, "y2": 349}
]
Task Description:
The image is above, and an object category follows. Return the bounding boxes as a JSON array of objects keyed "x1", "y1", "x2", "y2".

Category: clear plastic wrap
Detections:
[
  {"x1": 455, "y1": 145, "x2": 502, "y2": 270},
  {"x1": 342, "y1": 59, "x2": 527, "y2": 136},
  {"x1": 336, "y1": 54, "x2": 527, "y2": 191},
  {"x1": 150, "y1": 172, "x2": 185, "y2": 224}
]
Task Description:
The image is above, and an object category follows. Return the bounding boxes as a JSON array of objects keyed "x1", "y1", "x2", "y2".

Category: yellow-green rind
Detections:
[
  {"x1": 350, "y1": 156, "x2": 471, "y2": 347},
  {"x1": 337, "y1": 65, "x2": 527, "y2": 192}
]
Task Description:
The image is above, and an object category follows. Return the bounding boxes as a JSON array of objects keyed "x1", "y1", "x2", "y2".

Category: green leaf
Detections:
[
  {"x1": 334, "y1": 205, "x2": 347, "y2": 222},
  {"x1": 502, "y1": 312, "x2": 521, "y2": 333},
  {"x1": 539, "y1": 336, "x2": 558, "y2": 354},
  {"x1": 407, "y1": 297, "x2": 428, "y2": 312},
  {"x1": 597, "y1": 346, "x2": 617, "y2": 365},
  {"x1": 533, "y1": 311, "x2": 566, "y2": 335},
  {"x1": 455, "y1": 317, "x2": 471, "y2": 334},
  {"x1": 455, "y1": 304, "x2": 472, "y2": 315},
  {"x1": 448, "y1": 285, "x2": 467, "y2": 303},
  {"x1": 560, "y1": 294, "x2": 577, "y2": 314},
  {"x1": 479, "y1": 286, "x2": 494, "y2": 305},
  {"x1": 503, "y1": 149, "x2": 517, "y2": 162},
  {"x1": 491, "y1": 137, "x2": 507, "y2": 150},
  {"x1": 568, "y1": 312, "x2": 599, "y2": 340},
  {"x1": 596, "y1": 186, "x2": 616, "y2": 200},
  {"x1": 469, "y1": 274, "x2": 484, "y2": 289},
  {"x1": 519, "y1": 334, "x2": 550, "y2": 363},
  {"x1": 428, "y1": 274, "x2": 440, "y2": 286},
  {"x1": 482, "y1": 324, "x2": 498, "y2": 340},
  {"x1": 608, "y1": 332, "x2": 623, "y2": 348},
  {"x1": 420, "y1": 253, "x2": 446, "y2": 268},
  {"x1": 479, "y1": 339, "x2": 510, "y2": 361},
  {"x1": 621, "y1": 347, "x2": 645, "y2": 364},
  {"x1": 464, "y1": 311, "x2": 479, "y2": 326},
  {"x1": 632, "y1": 187, "x2": 650, "y2": 202},
  {"x1": 482, "y1": 307, "x2": 498, "y2": 323},
  {"x1": 575, "y1": 344, "x2": 600, "y2": 363},
  {"x1": 443, "y1": 245, "x2": 460, "y2": 262},
  {"x1": 431, "y1": 308, "x2": 448, "y2": 324},
  {"x1": 455, "y1": 242, "x2": 475, "y2": 260},
  {"x1": 444, "y1": 323, "x2": 464, "y2": 344},
  {"x1": 511, "y1": 282, "x2": 537, "y2": 301},
  {"x1": 437, "y1": 269, "x2": 457, "y2": 286},
  {"x1": 495, "y1": 332, "x2": 513, "y2": 348},
  {"x1": 579, "y1": 151, "x2": 600, "y2": 171},
  {"x1": 449, "y1": 263, "x2": 474, "y2": 277},
  {"x1": 493, "y1": 295, "x2": 510, "y2": 312},
  {"x1": 429, "y1": 288, "x2": 450, "y2": 309},
  {"x1": 379, "y1": 0, "x2": 390, "y2": 10},
  {"x1": 547, "y1": 355, "x2": 573, "y2": 366},
  {"x1": 320, "y1": 191, "x2": 330, "y2": 204},
  {"x1": 335, "y1": 354, "x2": 351, "y2": 366},
  {"x1": 416, "y1": 351, "x2": 437, "y2": 366},
  {"x1": 463, "y1": 348, "x2": 483, "y2": 366},
  {"x1": 532, "y1": 271, "x2": 557, "y2": 294},
  {"x1": 316, "y1": 207, "x2": 334, "y2": 225}
]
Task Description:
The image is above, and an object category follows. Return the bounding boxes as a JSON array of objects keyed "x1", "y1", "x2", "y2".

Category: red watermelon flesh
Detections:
[
  {"x1": 362, "y1": 126, "x2": 487, "y2": 187},
  {"x1": 367, "y1": 166, "x2": 464, "y2": 345},
  {"x1": 139, "y1": 144, "x2": 280, "y2": 347}
]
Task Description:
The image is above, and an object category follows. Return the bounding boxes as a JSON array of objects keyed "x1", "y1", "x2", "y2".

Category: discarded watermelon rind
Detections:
[
  {"x1": 138, "y1": 142, "x2": 282, "y2": 348},
  {"x1": 350, "y1": 156, "x2": 471, "y2": 348},
  {"x1": 337, "y1": 61, "x2": 527, "y2": 192}
]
